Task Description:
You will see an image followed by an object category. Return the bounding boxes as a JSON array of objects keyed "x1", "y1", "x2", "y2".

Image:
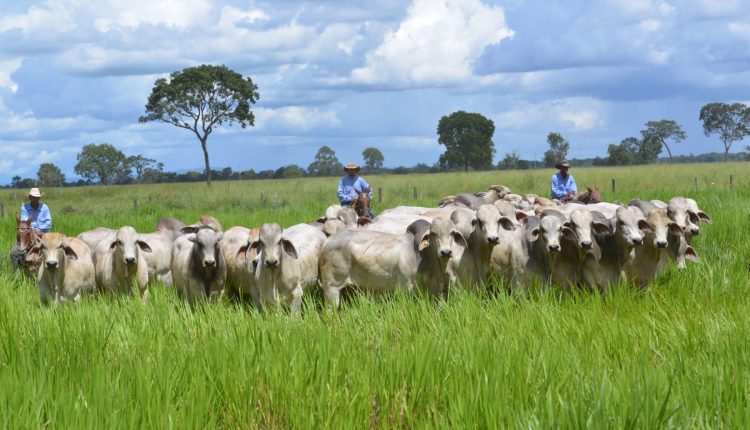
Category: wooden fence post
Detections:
[
  {"x1": 413, "y1": 186, "x2": 418, "y2": 200},
  {"x1": 0, "y1": 204, "x2": 4, "y2": 218},
  {"x1": 729, "y1": 175, "x2": 733, "y2": 188},
  {"x1": 148, "y1": 195, "x2": 152, "y2": 203},
  {"x1": 133, "y1": 198, "x2": 138, "y2": 209},
  {"x1": 694, "y1": 177, "x2": 698, "y2": 193},
  {"x1": 611, "y1": 178, "x2": 616, "y2": 194},
  {"x1": 378, "y1": 187, "x2": 382, "y2": 203},
  {"x1": 274, "y1": 193, "x2": 278, "y2": 209}
]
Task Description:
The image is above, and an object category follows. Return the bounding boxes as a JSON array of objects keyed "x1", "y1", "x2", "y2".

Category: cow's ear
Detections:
[
  {"x1": 687, "y1": 211, "x2": 701, "y2": 225},
  {"x1": 249, "y1": 240, "x2": 261, "y2": 255},
  {"x1": 593, "y1": 221, "x2": 613, "y2": 236},
  {"x1": 561, "y1": 226, "x2": 577, "y2": 241},
  {"x1": 188, "y1": 235, "x2": 198, "y2": 244},
  {"x1": 110, "y1": 240, "x2": 118, "y2": 250},
  {"x1": 515, "y1": 211, "x2": 527, "y2": 221},
  {"x1": 63, "y1": 243, "x2": 78, "y2": 260},
  {"x1": 315, "y1": 216, "x2": 326, "y2": 223},
  {"x1": 697, "y1": 211, "x2": 713, "y2": 224},
  {"x1": 685, "y1": 245, "x2": 700, "y2": 263},
  {"x1": 136, "y1": 240, "x2": 152, "y2": 253},
  {"x1": 499, "y1": 217, "x2": 515, "y2": 231},
  {"x1": 637, "y1": 220, "x2": 654, "y2": 233},
  {"x1": 528, "y1": 227, "x2": 539, "y2": 242},
  {"x1": 418, "y1": 232, "x2": 431, "y2": 251},
  {"x1": 180, "y1": 226, "x2": 199, "y2": 234},
  {"x1": 667, "y1": 222, "x2": 683, "y2": 236},
  {"x1": 471, "y1": 218, "x2": 477, "y2": 227},
  {"x1": 281, "y1": 239, "x2": 298, "y2": 259},
  {"x1": 15, "y1": 214, "x2": 20, "y2": 224},
  {"x1": 235, "y1": 244, "x2": 249, "y2": 263},
  {"x1": 216, "y1": 233, "x2": 224, "y2": 242},
  {"x1": 451, "y1": 230, "x2": 467, "y2": 248}
]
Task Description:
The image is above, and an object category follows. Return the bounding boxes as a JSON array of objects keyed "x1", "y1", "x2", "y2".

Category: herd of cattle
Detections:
[{"x1": 20, "y1": 185, "x2": 712, "y2": 310}]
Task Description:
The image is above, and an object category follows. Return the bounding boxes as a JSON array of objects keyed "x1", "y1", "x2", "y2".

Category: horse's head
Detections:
[
  {"x1": 16, "y1": 214, "x2": 39, "y2": 250},
  {"x1": 589, "y1": 185, "x2": 603, "y2": 203},
  {"x1": 352, "y1": 188, "x2": 372, "y2": 218}
]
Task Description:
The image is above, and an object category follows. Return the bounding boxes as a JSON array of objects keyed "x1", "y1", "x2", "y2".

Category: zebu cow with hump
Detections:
[
  {"x1": 27, "y1": 233, "x2": 95, "y2": 305},
  {"x1": 250, "y1": 223, "x2": 326, "y2": 313},
  {"x1": 171, "y1": 225, "x2": 226, "y2": 308},
  {"x1": 319, "y1": 217, "x2": 466, "y2": 308},
  {"x1": 94, "y1": 226, "x2": 153, "y2": 301},
  {"x1": 586, "y1": 206, "x2": 652, "y2": 292},
  {"x1": 220, "y1": 226, "x2": 261, "y2": 307},
  {"x1": 449, "y1": 204, "x2": 515, "y2": 288}
]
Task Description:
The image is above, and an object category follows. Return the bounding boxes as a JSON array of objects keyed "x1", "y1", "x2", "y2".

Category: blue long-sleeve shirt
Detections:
[
  {"x1": 20, "y1": 202, "x2": 52, "y2": 232},
  {"x1": 337, "y1": 175, "x2": 373, "y2": 205},
  {"x1": 550, "y1": 173, "x2": 577, "y2": 199}
]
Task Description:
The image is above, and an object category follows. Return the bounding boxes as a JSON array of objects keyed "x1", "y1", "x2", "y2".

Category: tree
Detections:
[
  {"x1": 139, "y1": 64, "x2": 260, "y2": 186},
  {"x1": 498, "y1": 151, "x2": 521, "y2": 170},
  {"x1": 543, "y1": 132, "x2": 570, "y2": 168},
  {"x1": 74, "y1": 143, "x2": 130, "y2": 185},
  {"x1": 437, "y1": 111, "x2": 495, "y2": 172},
  {"x1": 638, "y1": 136, "x2": 662, "y2": 163},
  {"x1": 308, "y1": 146, "x2": 342, "y2": 177},
  {"x1": 37, "y1": 163, "x2": 66, "y2": 187},
  {"x1": 607, "y1": 137, "x2": 641, "y2": 165},
  {"x1": 362, "y1": 147, "x2": 385, "y2": 171},
  {"x1": 640, "y1": 120, "x2": 686, "y2": 159},
  {"x1": 127, "y1": 155, "x2": 163, "y2": 183},
  {"x1": 274, "y1": 164, "x2": 305, "y2": 179},
  {"x1": 699, "y1": 103, "x2": 750, "y2": 161},
  {"x1": 10, "y1": 175, "x2": 21, "y2": 188}
]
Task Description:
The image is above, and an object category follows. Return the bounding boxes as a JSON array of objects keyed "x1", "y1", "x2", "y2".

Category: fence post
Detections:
[
  {"x1": 730, "y1": 174, "x2": 733, "y2": 188},
  {"x1": 148, "y1": 195, "x2": 152, "y2": 203},
  {"x1": 133, "y1": 198, "x2": 138, "y2": 209},
  {"x1": 378, "y1": 187, "x2": 382, "y2": 203},
  {"x1": 0, "y1": 204, "x2": 4, "y2": 218},
  {"x1": 413, "y1": 186, "x2": 418, "y2": 200},
  {"x1": 274, "y1": 193, "x2": 278, "y2": 209},
  {"x1": 694, "y1": 177, "x2": 698, "y2": 193},
  {"x1": 611, "y1": 178, "x2": 616, "y2": 194}
]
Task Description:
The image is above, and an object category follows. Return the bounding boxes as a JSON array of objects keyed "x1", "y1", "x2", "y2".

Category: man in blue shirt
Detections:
[
  {"x1": 337, "y1": 162, "x2": 375, "y2": 218},
  {"x1": 10, "y1": 187, "x2": 52, "y2": 271},
  {"x1": 550, "y1": 160, "x2": 577, "y2": 202}
]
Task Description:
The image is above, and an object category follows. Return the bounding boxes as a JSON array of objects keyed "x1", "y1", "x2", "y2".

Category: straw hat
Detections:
[
  {"x1": 554, "y1": 160, "x2": 570, "y2": 169},
  {"x1": 28, "y1": 188, "x2": 43, "y2": 198},
  {"x1": 343, "y1": 162, "x2": 361, "y2": 172}
]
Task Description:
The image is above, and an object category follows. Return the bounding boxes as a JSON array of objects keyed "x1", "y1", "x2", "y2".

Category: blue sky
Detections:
[{"x1": 1, "y1": 0, "x2": 749, "y2": 182}]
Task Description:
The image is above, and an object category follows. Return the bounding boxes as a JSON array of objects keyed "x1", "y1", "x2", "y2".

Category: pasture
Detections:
[{"x1": 0, "y1": 163, "x2": 749, "y2": 428}]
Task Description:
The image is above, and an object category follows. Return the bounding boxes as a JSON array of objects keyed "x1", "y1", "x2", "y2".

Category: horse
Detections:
[
  {"x1": 14, "y1": 214, "x2": 42, "y2": 278},
  {"x1": 574, "y1": 185, "x2": 603, "y2": 204},
  {"x1": 351, "y1": 188, "x2": 373, "y2": 224}
]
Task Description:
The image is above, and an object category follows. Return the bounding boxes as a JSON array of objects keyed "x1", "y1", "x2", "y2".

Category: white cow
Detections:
[
  {"x1": 94, "y1": 226, "x2": 152, "y2": 301},
  {"x1": 250, "y1": 223, "x2": 326, "y2": 313},
  {"x1": 28, "y1": 233, "x2": 95, "y2": 305},
  {"x1": 171, "y1": 227, "x2": 226, "y2": 308},
  {"x1": 219, "y1": 226, "x2": 261, "y2": 307}
]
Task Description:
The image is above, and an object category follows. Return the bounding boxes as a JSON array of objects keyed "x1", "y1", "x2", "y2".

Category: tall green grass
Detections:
[{"x1": 0, "y1": 163, "x2": 748, "y2": 428}]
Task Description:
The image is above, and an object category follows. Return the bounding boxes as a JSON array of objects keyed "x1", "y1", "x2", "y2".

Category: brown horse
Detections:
[
  {"x1": 15, "y1": 214, "x2": 42, "y2": 278},
  {"x1": 574, "y1": 185, "x2": 603, "y2": 204},
  {"x1": 351, "y1": 188, "x2": 373, "y2": 223}
]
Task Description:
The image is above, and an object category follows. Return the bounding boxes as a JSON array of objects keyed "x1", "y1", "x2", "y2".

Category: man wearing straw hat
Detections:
[
  {"x1": 337, "y1": 162, "x2": 375, "y2": 217},
  {"x1": 550, "y1": 160, "x2": 577, "y2": 202},
  {"x1": 10, "y1": 188, "x2": 53, "y2": 271}
]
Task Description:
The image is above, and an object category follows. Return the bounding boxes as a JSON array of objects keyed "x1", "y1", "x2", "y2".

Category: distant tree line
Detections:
[{"x1": 5, "y1": 102, "x2": 749, "y2": 188}]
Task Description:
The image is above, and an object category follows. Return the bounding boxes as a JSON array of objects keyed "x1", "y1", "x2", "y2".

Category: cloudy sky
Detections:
[{"x1": 1, "y1": 0, "x2": 749, "y2": 182}]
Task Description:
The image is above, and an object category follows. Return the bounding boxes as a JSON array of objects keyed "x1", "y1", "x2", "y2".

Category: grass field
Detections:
[{"x1": 0, "y1": 163, "x2": 749, "y2": 428}]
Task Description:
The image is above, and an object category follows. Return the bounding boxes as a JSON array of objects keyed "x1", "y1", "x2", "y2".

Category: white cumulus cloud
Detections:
[
  {"x1": 495, "y1": 98, "x2": 604, "y2": 131},
  {"x1": 255, "y1": 106, "x2": 341, "y2": 131},
  {"x1": 351, "y1": 0, "x2": 513, "y2": 86},
  {"x1": 0, "y1": 58, "x2": 22, "y2": 93}
]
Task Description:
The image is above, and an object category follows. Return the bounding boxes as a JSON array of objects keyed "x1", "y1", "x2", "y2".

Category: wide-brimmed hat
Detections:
[
  {"x1": 555, "y1": 160, "x2": 570, "y2": 169},
  {"x1": 28, "y1": 188, "x2": 43, "y2": 198},
  {"x1": 343, "y1": 162, "x2": 361, "y2": 172}
]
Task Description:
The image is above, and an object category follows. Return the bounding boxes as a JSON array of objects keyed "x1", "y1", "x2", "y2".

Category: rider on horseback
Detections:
[
  {"x1": 10, "y1": 188, "x2": 52, "y2": 271},
  {"x1": 337, "y1": 162, "x2": 375, "y2": 218},
  {"x1": 550, "y1": 160, "x2": 578, "y2": 203}
]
